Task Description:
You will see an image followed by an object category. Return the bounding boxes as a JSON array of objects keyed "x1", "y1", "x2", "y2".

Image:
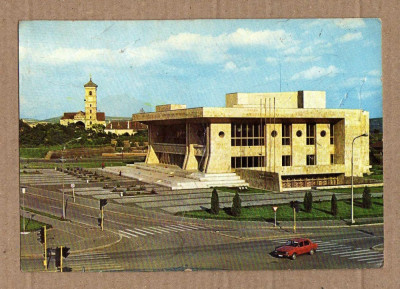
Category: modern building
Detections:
[
  {"x1": 132, "y1": 91, "x2": 370, "y2": 190},
  {"x1": 105, "y1": 120, "x2": 147, "y2": 135},
  {"x1": 60, "y1": 78, "x2": 106, "y2": 129}
]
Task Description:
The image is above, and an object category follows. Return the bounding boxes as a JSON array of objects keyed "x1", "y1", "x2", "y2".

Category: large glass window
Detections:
[
  {"x1": 231, "y1": 156, "x2": 265, "y2": 168},
  {"x1": 231, "y1": 123, "x2": 264, "y2": 146},
  {"x1": 306, "y1": 124, "x2": 315, "y2": 145},
  {"x1": 282, "y1": 124, "x2": 291, "y2": 145}
]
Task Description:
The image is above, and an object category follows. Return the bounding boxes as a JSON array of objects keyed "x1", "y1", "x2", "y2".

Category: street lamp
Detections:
[
  {"x1": 21, "y1": 187, "x2": 26, "y2": 233},
  {"x1": 351, "y1": 133, "x2": 368, "y2": 224},
  {"x1": 61, "y1": 137, "x2": 82, "y2": 219}
]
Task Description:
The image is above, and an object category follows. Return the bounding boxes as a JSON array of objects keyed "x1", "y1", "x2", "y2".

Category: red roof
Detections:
[
  {"x1": 61, "y1": 112, "x2": 78, "y2": 120},
  {"x1": 96, "y1": 112, "x2": 105, "y2": 121}
]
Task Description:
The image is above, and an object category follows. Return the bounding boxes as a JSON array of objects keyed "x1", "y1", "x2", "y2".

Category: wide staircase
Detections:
[{"x1": 107, "y1": 163, "x2": 249, "y2": 190}]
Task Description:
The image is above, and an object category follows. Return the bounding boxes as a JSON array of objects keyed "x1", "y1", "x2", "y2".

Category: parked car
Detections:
[{"x1": 273, "y1": 238, "x2": 318, "y2": 260}]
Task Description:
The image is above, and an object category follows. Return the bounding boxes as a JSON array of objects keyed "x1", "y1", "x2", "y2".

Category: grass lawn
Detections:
[
  {"x1": 20, "y1": 217, "x2": 51, "y2": 232},
  {"x1": 178, "y1": 197, "x2": 383, "y2": 222},
  {"x1": 321, "y1": 186, "x2": 383, "y2": 194}
]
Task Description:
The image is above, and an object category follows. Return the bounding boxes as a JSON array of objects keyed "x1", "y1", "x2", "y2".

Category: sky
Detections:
[{"x1": 19, "y1": 19, "x2": 382, "y2": 120}]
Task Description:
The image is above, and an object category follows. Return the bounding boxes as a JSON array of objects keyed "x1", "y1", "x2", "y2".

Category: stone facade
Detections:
[
  {"x1": 60, "y1": 78, "x2": 106, "y2": 129},
  {"x1": 132, "y1": 90, "x2": 370, "y2": 189}
]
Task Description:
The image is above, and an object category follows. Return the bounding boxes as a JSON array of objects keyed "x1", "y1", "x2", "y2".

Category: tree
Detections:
[
  {"x1": 231, "y1": 192, "x2": 242, "y2": 217},
  {"x1": 210, "y1": 188, "x2": 219, "y2": 215},
  {"x1": 362, "y1": 187, "x2": 372, "y2": 209},
  {"x1": 304, "y1": 191, "x2": 313, "y2": 213},
  {"x1": 331, "y1": 194, "x2": 338, "y2": 216}
]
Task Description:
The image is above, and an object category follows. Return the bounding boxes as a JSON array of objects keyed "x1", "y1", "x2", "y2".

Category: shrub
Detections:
[
  {"x1": 210, "y1": 188, "x2": 219, "y2": 215},
  {"x1": 304, "y1": 191, "x2": 313, "y2": 213},
  {"x1": 362, "y1": 187, "x2": 372, "y2": 209},
  {"x1": 231, "y1": 192, "x2": 242, "y2": 217},
  {"x1": 331, "y1": 194, "x2": 338, "y2": 216}
]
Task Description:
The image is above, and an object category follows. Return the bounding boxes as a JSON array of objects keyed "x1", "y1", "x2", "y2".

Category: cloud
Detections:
[
  {"x1": 224, "y1": 61, "x2": 237, "y2": 70},
  {"x1": 291, "y1": 65, "x2": 339, "y2": 80},
  {"x1": 265, "y1": 73, "x2": 280, "y2": 82},
  {"x1": 368, "y1": 70, "x2": 381, "y2": 76},
  {"x1": 265, "y1": 57, "x2": 278, "y2": 64},
  {"x1": 284, "y1": 55, "x2": 321, "y2": 63},
  {"x1": 21, "y1": 28, "x2": 299, "y2": 67},
  {"x1": 334, "y1": 19, "x2": 366, "y2": 29},
  {"x1": 338, "y1": 32, "x2": 362, "y2": 43}
]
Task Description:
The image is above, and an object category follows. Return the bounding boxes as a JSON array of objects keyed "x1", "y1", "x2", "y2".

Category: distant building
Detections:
[
  {"x1": 60, "y1": 78, "x2": 106, "y2": 129},
  {"x1": 133, "y1": 91, "x2": 370, "y2": 190},
  {"x1": 105, "y1": 120, "x2": 147, "y2": 135}
]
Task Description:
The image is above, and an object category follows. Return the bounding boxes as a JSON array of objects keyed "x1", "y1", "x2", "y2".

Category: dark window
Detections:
[
  {"x1": 231, "y1": 156, "x2": 265, "y2": 169},
  {"x1": 320, "y1": 130, "x2": 326, "y2": 137},
  {"x1": 271, "y1": 130, "x2": 277, "y2": 137},
  {"x1": 89, "y1": 91, "x2": 92, "y2": 95},
  {"x1": 282, "y1": 124, "x2": 291, "y2": 145},
  {"x1": 307, "y1": 155, "x2": 316, "y2": 165},
  {"x1": 282, "y1": 155, "x2": 291, "y2": 166},
  {"x1": 296, "y1": 130, "x2": 302, "y2": 137},
  {"x1": 330, "y1": 124, "x2": 334, "y2": 145},
  {"x1": 231, "y1": 123, "x2": 264, "y2": 147},
  {"x1": 306, "y1": 124, "x2": 315, "y2": 145},
  {"x1": 304, "y1": 241, "x2": 310, "y2": 246},
  {"x1": 331, "y1": 154, "x2": 335, "y2": 164}
]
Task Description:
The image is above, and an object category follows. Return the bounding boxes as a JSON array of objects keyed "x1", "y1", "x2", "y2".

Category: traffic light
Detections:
[
  {"x1": 37, "y1": 227, "x2": 45, "y2": 244},
  {"x1": 100, "y1": 199, "x2": 108, "y2": 209},
  {"x1": 55, "y1": 247, "x2": 61, "y2": 268},
  {"x1": 290, "y1": 201, "x2": 300, "y2": 213},
  {"x1": 62, "y1": 247, "x2": 70, "y2": 259}
]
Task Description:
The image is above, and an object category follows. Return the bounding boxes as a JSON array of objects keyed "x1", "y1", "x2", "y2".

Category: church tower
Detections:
[{"x1": 84, "y1": 76, "x2": 98, "y2": 128}]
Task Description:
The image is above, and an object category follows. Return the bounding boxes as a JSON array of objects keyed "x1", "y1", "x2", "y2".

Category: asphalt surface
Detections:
[{"x1": 20, "y1": 169, "x2": 384, "y2": 272}]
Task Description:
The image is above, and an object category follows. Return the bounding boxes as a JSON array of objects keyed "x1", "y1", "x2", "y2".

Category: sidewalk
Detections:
[{"x1": 20, "y1": 211, "x2": 121, "y2": 258}]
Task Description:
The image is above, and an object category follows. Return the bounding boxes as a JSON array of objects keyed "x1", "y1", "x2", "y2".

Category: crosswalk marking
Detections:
[
  {"x1": 272, "y1": 239, "x2": 384, "y2": 267},
  {"x1": 148, "y1": 226, "x2": 171, "y2": 233},
  {"x1": 160, "y1": 226, "x2": 181, "y2": 232},
  {"x1": 166, "y1": 225, "x2": 188, "y2": 231},
  {"x1": 120, "y1": 230, "x2": 139, "y2": 238},
  {"x1": 126, "y1": 228, "x2": 148, "y2": 236},
  {"x1": 132, "y1": 228, "x2": 155, "y2": 235},
  {"x1": 356, "y1": 255, "x2": 383, "y2": 262},
  {"x1": 118, "y1": 230, "x2": 134, "y2": 238},
  {"x1": 116, "y1": 223, "x2": 205, "y2": 240}
]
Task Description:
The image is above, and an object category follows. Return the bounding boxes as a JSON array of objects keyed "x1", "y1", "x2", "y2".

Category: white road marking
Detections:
[
  {"x1": 354, "y1": 255, "x2": 384, "y2": 262},
  {"x1": 118, "y1": 230, "x2": 132, "y2": 239},
  {"x1": 121, "y1": 230, "x2": 139, "y2": 237},
  {"x1": 160, "y1": 226, "x2": 181, "y2": 232},
  {"x1": 141, "y1": 227, "x2": 164, "y2": 234},
  {"x1": 331, "y1": 249, "x2": 371, "y2": 256},
  {"x1": 148, "y1": 226, "x2": 171, "y2": 233},
  {"x1": 167, "y1": 225, "x2": 188, "y2": 231},
  {"x1": 348, "y1": 253, "x2": 383, "y2": 259},
  {"x1": 133, "y1": 228, "x2": 155, "y2": 235},
  {"x1": 125, "y1": 228, "x2": 148, "y2": 236}
]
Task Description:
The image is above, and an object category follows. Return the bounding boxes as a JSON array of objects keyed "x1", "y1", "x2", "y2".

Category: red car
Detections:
[{"x1": 274, "y1": 238, "x2": 318, "y2": 260}]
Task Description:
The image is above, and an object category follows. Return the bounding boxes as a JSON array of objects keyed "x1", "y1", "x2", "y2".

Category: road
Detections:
[{"x1": 20, "y1": 171, "x2": 384, "y2": 272}]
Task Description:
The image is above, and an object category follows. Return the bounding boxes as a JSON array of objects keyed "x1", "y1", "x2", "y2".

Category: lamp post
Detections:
[
  {"x1": 61, "y1": 137, "x2": 81, "y2": 219},
  {"x1": 351, "y1": 133, "x2": 368, "y2": 224},
  {"x1": 21, "y1": 187, "x2": 26, "y2": 233}
]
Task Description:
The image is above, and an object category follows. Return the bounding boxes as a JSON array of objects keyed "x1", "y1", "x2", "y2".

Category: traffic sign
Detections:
[
  {"x1": 272, "y1": 206, "x2": 278, "y2": 212},
  {"x1": 71, "y1": 183, "x2": 75, "y2": 188}
]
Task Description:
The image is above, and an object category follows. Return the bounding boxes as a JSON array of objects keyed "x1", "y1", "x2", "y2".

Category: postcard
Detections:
[{"x1": 19, "y1": 19, "x2": 382, "y2": 272}]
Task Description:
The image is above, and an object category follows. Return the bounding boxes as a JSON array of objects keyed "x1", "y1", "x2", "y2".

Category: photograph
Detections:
[{"x1": 19, "y1": 19, "x2": 383, "y2": 272}]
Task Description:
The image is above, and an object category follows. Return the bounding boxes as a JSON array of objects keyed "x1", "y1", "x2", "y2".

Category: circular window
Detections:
[
  {"x1": 320, "y1": 130, "x2": 326, "y2": 137},
  {"x1": 271, "y1": 130, "x2": 277, "y2": 137},
  {"x1": 296, "y1": 130, "x2": 302, "y2": 137},
  {"x1": 218, "y1": 131, "x2": 225, "y2": 138}
]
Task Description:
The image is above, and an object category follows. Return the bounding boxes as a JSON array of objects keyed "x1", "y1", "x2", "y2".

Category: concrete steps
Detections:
[{"x1": 108, "y1": 164, "x2": 249, "y2": 190}]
